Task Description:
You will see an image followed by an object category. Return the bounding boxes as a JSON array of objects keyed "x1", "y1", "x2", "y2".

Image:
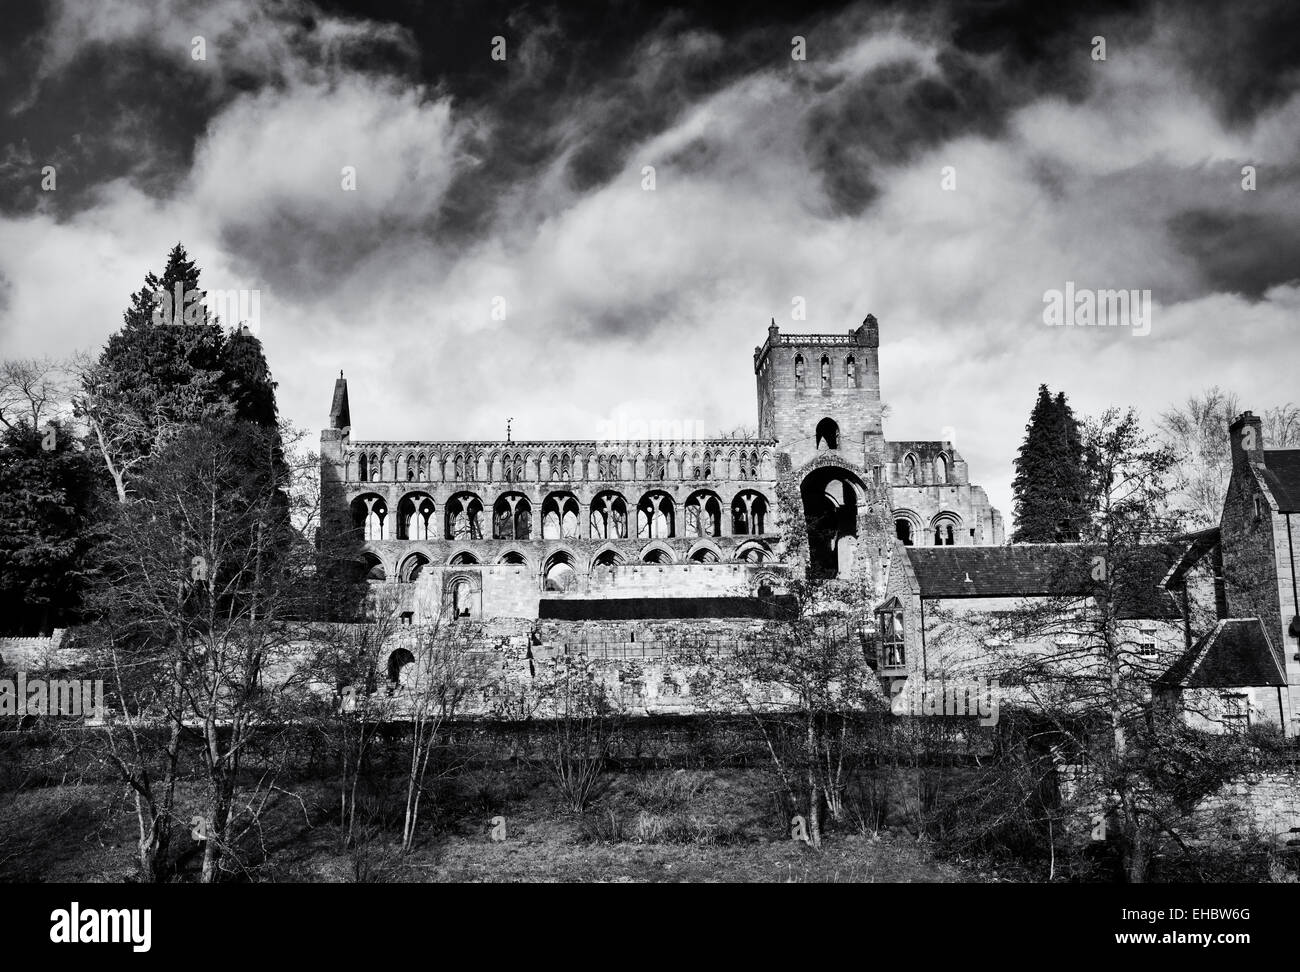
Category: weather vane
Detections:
[{"x1": 506, "y1": 416, "x2": 513, "y2": 443}]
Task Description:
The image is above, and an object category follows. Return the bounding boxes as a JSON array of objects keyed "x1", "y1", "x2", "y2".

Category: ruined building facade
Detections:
[{"x1": 319, "y1": 315, "x2": 1004, "y2": 625}]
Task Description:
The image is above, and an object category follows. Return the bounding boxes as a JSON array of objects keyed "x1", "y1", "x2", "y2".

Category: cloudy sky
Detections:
[{"x1": 2, "y1": 0, "x2": 1298, "y2": 523}]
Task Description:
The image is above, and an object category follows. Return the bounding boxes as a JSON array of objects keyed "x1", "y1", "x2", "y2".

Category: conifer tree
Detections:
[{"x1": 1012, "y1": 384, "x2": 1085, "y2": 542}]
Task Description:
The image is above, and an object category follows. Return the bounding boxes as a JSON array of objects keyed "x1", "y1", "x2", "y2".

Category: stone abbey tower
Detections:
[{"x1": 319, "y1": 314, "x2": 1003, "y2": 625}]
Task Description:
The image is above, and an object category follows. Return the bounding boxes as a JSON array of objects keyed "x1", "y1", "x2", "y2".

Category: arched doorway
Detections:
[{"x1": 800, "y1": 466, "x2": 866, "y2": 578}]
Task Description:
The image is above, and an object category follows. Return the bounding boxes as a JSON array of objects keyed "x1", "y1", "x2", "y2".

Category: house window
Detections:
[
  {"x1": 1221, "y1": 692, "x2": 1249, "y2": 732},
  {"x1": 878, "y1": 607, "x2": 905, "y2": 668},
  {"x1": 1137, "y1": 624, "x2": 1158, "y2": 662}
]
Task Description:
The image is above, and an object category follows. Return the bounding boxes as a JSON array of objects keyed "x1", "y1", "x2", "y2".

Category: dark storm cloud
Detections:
[
  {"x1": 1151, "y1": 0, "x2": 1300, "y2": 126},
  {"x1": 802, "y1": 50, "x2": 1011, "y2": 216},
  {"x1": 1168, "y1": 204, "x2": 1300, "y2": 300}
]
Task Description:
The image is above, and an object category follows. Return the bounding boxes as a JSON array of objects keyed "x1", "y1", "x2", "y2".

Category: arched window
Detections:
[
  {"x1": 397, "y1": 493, "x2": 435, "y2": 540},
  {"x1": 820, "y1": 356, "x2": 831, "y2": 390},
  {"x1": 846, "y1": 355, "x2": 858, "y2": 388},
  {"x1": 452, "y1": 579, "x2": 473, "y2": 617},
  {"x1": 637, "y1": 491, "x2": 675, "y2": 539},
  {"x1": 731, "y1": 491, "x2": 769, "y2": 535},
  {"x1": 903, "y1": 453, "x2": 919, "y2": 484},
  {"x1": 370, "y1": 454, "x2": 380, "y2": 482},
  {"x1": 794, "y1": 354, "x2": 805, "y2": 389},
  {"x1": 935, "y1": 453, "x2": 949, "y2": 484},
  {"x1": 895, "y1": 519, "x2": 913, "y2": 546},
  {"x1": 816, "y1": 417, "x2": 839, "y2": 451},
  {"x1": 589, "y1": 492, "x2": 628, "y2": 539},
  {"x1": 493, "y1": 494, "x2": 532, "y2": 540},
  {"x1": 351, "y1": 494, "x2": 388, "y2": 541},
  {"x1": 445, "y1": 493, "x2": 484, "y2": 540},
  {"x1": 358, "y1": 454, "x2": 368, "y2": 482},
  {"x1": 685, "y1": 491, "x2": 722, "y2": 538},
  {"x1": 542, "y1": 493, "x2": 580, "y2": 539},
  {"x1": 932, "y1": 513, "x2": 960, "y2": 546}
]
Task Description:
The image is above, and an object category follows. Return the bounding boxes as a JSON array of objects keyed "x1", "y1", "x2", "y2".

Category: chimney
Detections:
[{"x1": 1228, "y1": 410, "x2": 1263, "y2": 471}]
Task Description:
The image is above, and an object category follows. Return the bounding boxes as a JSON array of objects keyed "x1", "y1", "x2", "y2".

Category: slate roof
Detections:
[
  {"x1": 1157, "y1": 618, "x2": 1286, "y2": 689},
  {"x1": 1159, "y1": 527, "x2": 1220, "y2": 589},
  {"x1": 904, "y1": 543, "x2": 1183, "y2": 619},
  {"x1": 1262, "y1": 450, "x2": 1300, "y2": 512}
]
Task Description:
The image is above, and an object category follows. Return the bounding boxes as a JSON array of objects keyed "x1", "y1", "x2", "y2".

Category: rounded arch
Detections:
[
  {"x1": 541, "y1": 491, "x2": 581, "y2": 539},
  {"x1": 684, "y1": 489, "x2": 723, "y2": 538},
  {"x1": 448, "y1": 574, "x2": 476, "y2": 617},
  {"x1": 929, "y1": 511, "x2": 962, "y2": 546},
  {"x1": 589, "y1": 490, "x2": 629, "y2": 539},
  {"x1": 396, "y1": 491, "x2": 436, "y2": 540},
  {"x1": 636, "y1": 490, "x2": 676, "y2": 539},
  {"x1": 893, "y1": 508, "x2": 923, "y2": 547},
  {"x1": 444, "y1": 492, "x2": 484, "y2": 540},
  {"x1": 639, "y1": 540, "x2": 676, "y2": 564},
  {"x1": 398, "y1": 551, "x2": 431, "y2": 583},
  {"x1": 800, "y1": 465, "x2": 868, "y2": 578},
  {"x1": 387, "y1": 647, "x2": 415, "y2": 685},
  {"x1": 350, "y1": 493, "x2": 389, "y2": 542},
  {"x1": 492, "y1": 492, "x2": 532, "y2": 540},
  {"x1": 731, "y1": 489, "x2": 770, "y2": 535},
  {"x1": 815, "y1": 417, "x2": 839, "y2": 451}
]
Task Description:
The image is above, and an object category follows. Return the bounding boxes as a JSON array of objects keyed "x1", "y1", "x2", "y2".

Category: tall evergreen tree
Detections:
[
  {"x1": 76, "y1": 243, "x2": 279, "y2": 501},
  {"x1": 1012, "y1": 384, "x2": 1085, "y2": 542},
  {"x1": 0, "y1": 419, "x2": 98, "y2": 634}
]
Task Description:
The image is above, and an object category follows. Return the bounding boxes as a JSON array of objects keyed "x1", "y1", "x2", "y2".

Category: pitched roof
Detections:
[
  {"x1": 903, "y1": 543, "x2": 1182, "y2": 619},
  {"x1": 1159, "y1": 527, "x2": 1220, "y2": 589},
  {"x1": 1262, "y1": 450, "x2": 1300, "y2": 512},
  {"x1": 1157, "y1": 618, "x2": 1286, "y2": 688}
]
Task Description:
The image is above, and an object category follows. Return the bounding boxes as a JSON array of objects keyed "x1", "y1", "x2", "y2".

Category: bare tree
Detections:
[
  {"x1": 1158, "y1": 389, "x2": 1300, "y2": 529},
  {"x1": 680, "y1": 582, "x2": 885, "y2": 848},
  {"x1": 939, "y1": 409, "x2": 1250, "y2": 881},
  {"x1": 86, "y1": 419, "x2": 318, "y2": 882},
  {"x1": 0, "y1": 357, "x2": 70, "y2": 431}
]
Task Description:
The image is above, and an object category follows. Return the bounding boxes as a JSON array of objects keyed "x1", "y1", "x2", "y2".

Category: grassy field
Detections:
[{"x1": 0, "y1": 765, "x2": 995, "y2": 883}]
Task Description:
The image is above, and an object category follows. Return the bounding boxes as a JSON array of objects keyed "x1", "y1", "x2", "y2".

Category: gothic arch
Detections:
[
  {"x1": 815, "y1": 417, "x2": 840, "y2": 451},
  {"x1": 590, "y1": 544, "x2": 627, "y2": 571},
  {"x1": 398, "y1": 551, "x2": 431, "y2": 583},
  {"x1": 686, "y1": 539, "x2": 723, "y2": 563},
  {"x1": 639, "y1": 540, "x2": 676, "y2": 564}
]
